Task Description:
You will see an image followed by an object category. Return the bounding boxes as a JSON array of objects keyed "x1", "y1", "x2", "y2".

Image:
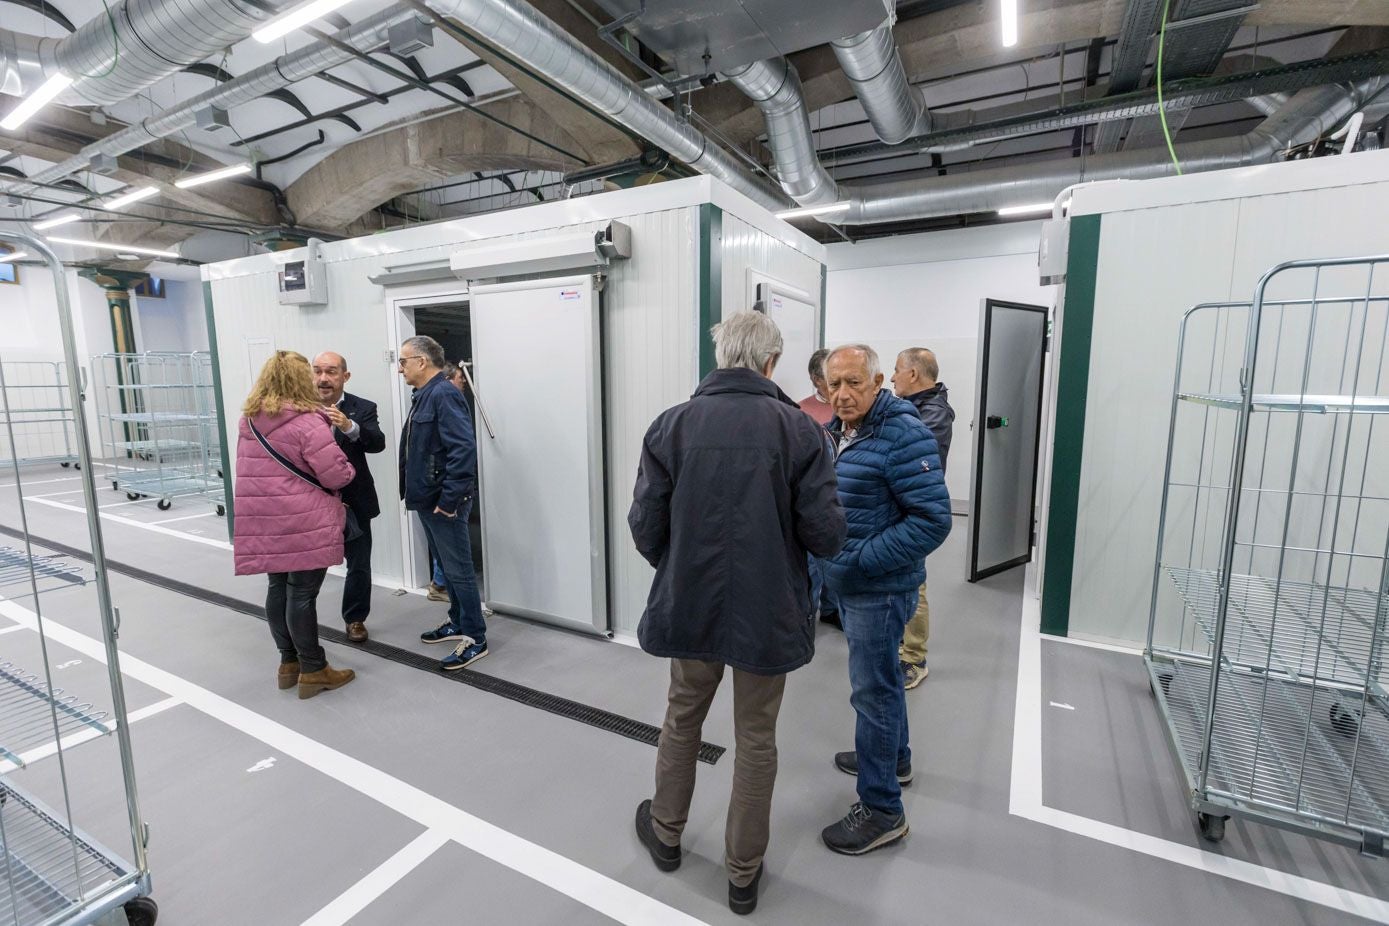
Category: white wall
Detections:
[
  {"x1": 132, "y1": 280, "x2": 209, "y2": 353},
  {"x1": 825, "y1": 221, "x2": 1057, "y2": 504}
]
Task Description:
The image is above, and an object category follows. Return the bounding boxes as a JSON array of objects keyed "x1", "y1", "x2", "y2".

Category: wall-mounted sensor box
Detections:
[
  {"x1": 1038, "y1": 218, "x2": 1069, "y2": 285},
  {"x1": 277, "y1": 240, "x2": 328, "y2": 305}
]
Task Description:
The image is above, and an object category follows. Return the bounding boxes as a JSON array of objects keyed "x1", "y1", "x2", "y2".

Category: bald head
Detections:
[
  {"x1": 312, "y1": 351, "x2": 352, "y2": 404},
  {"x1": 891, "y1": 347, "x2": 938, "y2": 398}
]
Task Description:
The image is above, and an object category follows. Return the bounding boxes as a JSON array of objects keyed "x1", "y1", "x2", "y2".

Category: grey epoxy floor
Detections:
[{"x1": 0, "y1": 464, "x2": 1385, "y2": 925}]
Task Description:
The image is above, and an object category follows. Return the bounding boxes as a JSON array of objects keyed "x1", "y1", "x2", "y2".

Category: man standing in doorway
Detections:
[
  {"x1": 890, "y1": 348, "x2": 955, "y2": 688},
  {"x1": 798, "y1": 348, "x2": 834, "y2": 427},
  {"x1": 820, "y1": 344, "x2": 951, "y2": 855},
  {"x1": 630, "y1": 312, "x2": 845, "y2": 915},
  {"x1": 313, "y1": 351, "x2": 386, "y2": 644},
  {"x1": 397, "y1": 336, "x2": 487, "y2": 671}
]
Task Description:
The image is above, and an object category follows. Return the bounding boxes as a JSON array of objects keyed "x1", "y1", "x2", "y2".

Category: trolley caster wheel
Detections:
[
  {"x1": 1198, "y1": 812, "x2": 1227, "y2": 843},
  {"x1": 126, "y1": 493, "x2": 141, "y2": 501},
  {"x1": 156, "y1": 499, "x2": 172, "y2": 511},
  {"x1": 60, "y1": 462, "x2": 71, "y2": 468},
  {"x1": 123, "y1": 895, "x2": 158, "y2": 926},
  {"x1": 1329, "y1": 703, "x2": 1361, "y2": 737},
  {"x1": 215, "y1": 505, "x2": 225, "y2": 517},
  {"x1": 112, "y1": 480, "x2": 120, "y2": 491},
  {"x1": 74, "y1": 462, "x2": 80, "y2": 470}
]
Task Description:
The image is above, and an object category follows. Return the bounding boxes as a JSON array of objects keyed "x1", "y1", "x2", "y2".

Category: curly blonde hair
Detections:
[{"x1": 242, "y1": 350, "x2": 320, "y2": 416}]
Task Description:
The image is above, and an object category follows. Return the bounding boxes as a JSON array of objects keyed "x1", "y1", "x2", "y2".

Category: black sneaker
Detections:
[
  {"x1": 634, "y1": 800, "x2": 680, "y2": 872},
  {"x1": 833, "y1": 750, "x2": 913, "y2": 786},
  {"x1": 729, "y1": 863, "x2": 763, "y2": 916},
  {"x1": 821, "y1": 802, "x2": 909, "y2": 856}
]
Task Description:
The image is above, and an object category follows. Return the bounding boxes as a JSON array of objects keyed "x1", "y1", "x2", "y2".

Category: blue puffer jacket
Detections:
[{"x1": 822, "y1": 389, "x2": 952, "y2": 595}]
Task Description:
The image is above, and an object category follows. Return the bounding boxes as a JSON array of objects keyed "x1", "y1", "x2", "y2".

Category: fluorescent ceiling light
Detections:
[
  {"x1": 104, "y1": 186, "x2": 159, "y2": 209},
  {"x1": 997, "y1": 202, "x2": 1053, "y2": 216},
  {"x1": 1, "y1": 252, "x2": 26, "y2": 263},
  {"x1": 775, "y1": 201, "x2": 851, "y2": 221},
  {"x1": 1001, "y1": 0, "x2": 1019, "y2": 48},
  {"x1": 174, "y1": 163, "x2": 252, "y2": 189},
  {"x1": 0, "y1": 72, "x2": 73, "y2": 131},
  {"x1": 253, "y1": 0, "x2": 358, "y2": 43},
  {"x1": 47, "y1": 236, "x2": 179, "y2": 258},
  {"x1": 34, "y1": 212, "x2": 81, "y2": 230}
]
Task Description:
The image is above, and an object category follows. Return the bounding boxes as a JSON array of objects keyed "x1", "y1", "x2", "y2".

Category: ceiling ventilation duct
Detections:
[{"x1": 830, "y1": 18, "x2": 930, "y2": 145}]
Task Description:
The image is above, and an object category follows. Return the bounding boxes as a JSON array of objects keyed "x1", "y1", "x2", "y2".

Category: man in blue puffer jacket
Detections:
[{"x1": 818, "y1": 344, "x2": 952, "y2": 855}]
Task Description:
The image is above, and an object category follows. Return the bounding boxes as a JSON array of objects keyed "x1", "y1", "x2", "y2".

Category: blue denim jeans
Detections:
[
  {"x1": 839, "y1": 589, "x2": 916, "y2": 816},
  {"x1": 419, "y1": 502, "x2": 486, "y2": 642}
]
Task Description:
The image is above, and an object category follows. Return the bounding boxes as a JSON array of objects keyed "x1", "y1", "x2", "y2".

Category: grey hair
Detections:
[
  {"x1": 713, "y1": 311, "x2": 784, "y2": 373},
  {"x1": 808, "y1": 347, "x2": 829, "y2": 381},
  {"x1": 402, "y1": 335, "x2": 445, "y2": 369},
  {"x1": 899, "y1": 347, "x2": 939, "y2": 382},
  {"x1": 827, "y1": 343, "x2": 881, "y2": 380}
]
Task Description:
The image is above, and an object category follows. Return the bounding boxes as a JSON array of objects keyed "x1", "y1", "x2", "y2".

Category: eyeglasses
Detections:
[{"x1": 397, "y1": 354, "x2": 424, "y2": 368}]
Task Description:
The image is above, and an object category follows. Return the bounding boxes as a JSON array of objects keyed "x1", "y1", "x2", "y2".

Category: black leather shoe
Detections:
[
  {"x1": 729, "y1": 864, "x2": 763, "y2": 915},
  {"x1": 634, "y1": 800, "x2": 680, "y2": 872}
]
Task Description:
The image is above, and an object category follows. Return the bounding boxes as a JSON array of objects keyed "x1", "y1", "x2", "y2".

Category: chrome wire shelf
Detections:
[
  {"x1": 1178, "y1": 392, "x2": 1389, "y2": 414},
  {"x1": 1165, "y1": 566, "x2": 1389, "y2": 701},
  {"x1": 0, "y1": 782, "x2": 133, "y2": 926},
  {"x1": 0, "y1": 547, "x2": 86, "y2": 595},
  {"x1": 0, "y1": 662, "x2": 111, "y2": 773}
]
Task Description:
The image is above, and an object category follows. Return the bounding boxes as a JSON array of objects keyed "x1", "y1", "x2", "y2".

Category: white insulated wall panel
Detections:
[
  {"x1": 1067, "y1": 180, "x2": 1389, "y2": 646},
  {"x1": 721, "y1": 213, "x2": 823, "y2": 333}
]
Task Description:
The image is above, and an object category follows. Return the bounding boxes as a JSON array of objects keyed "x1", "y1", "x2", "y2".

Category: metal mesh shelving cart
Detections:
[
  {"x1": 93, "y1": 351, "x2": 225, "y2": 515},
  {"x1": 0, "y1": 362, "x2": 81, "y2": 471},
  {"x1": 0, "y1": 231, "x2": 158, "y2": 925},
  {"x1": 1146, "y1": 255, "x2": 1389, "y2": 856}
]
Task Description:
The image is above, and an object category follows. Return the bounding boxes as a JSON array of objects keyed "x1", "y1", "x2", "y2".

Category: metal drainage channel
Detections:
[{"x1": 0, "y1": 526, "x2": 725, "y2": 766}]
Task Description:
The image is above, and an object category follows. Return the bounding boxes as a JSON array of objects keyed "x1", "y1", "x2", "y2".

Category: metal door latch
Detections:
[{"x1": 986, "y1": 415, "x2": 1009, "y2": 429}]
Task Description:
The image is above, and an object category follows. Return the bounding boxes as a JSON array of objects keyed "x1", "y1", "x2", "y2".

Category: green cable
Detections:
[{"x1": 1156, "y1": 0, "x2": 1182, "y2": 175}]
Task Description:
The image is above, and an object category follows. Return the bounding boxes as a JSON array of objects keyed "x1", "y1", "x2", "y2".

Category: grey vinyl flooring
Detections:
[{"x1": 0, "y1": 464, "x2": 1384, "y2": 925}]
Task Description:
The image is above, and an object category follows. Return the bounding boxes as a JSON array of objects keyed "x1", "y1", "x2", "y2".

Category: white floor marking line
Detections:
[
  {"x1": 1045, "y1": 633, "x2": 1144, "y2": 657},
  {"x1": 24, "y1": 489, "x2": 88, "y2": 499},
  {"x1": 148, "y1": 512, "x2": 218, "y2": 526},
  {"x1": 0, "y1": 600, "x2": 709, "y2": 926},
  {"x1": 1009, "y1": 568, "x2": 1389, "y2": 921},
  {"x1": 0, "y1": 476, "x2": 83, "y2": 489},
  {"x1": 1048, "y1": 701, "x2": 1075, "y2": 711},
  {"x1": 0, "y1": 624, "x2": 25, "y2": 635},
  {"x1": 24, "y1": 497, "x2": 232, "y2": 551},
  {"x1": 299, "y1": 829, "x2": 451, "y2": 926},
  {"x1": 14, "y1": 698, "x2": 181, "y2": 767}
]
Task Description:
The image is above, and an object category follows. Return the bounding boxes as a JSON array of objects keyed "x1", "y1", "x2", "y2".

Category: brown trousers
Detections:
[{"x1": 650, "y1": 658, "x2": 787, "y2": 888}]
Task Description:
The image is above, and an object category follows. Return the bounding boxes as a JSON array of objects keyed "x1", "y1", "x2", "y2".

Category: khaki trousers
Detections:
[
  {"x1": 899, "y1": 581, "x2": 930, "y2": 665},
  {"x1": 650, "y1": 658, "x2": 787, "y2": 888}
]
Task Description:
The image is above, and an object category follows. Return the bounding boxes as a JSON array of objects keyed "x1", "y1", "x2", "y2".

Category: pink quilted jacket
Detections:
[{"x1": 232, "y1": 406, "x2": 356, "y2": 576}]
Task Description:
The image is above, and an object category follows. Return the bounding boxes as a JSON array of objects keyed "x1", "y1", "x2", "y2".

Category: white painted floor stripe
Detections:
[
  {"x1": 299, "y1": 829, "x2": 450, "y2": 926},
  {"x1": 22, "y1": 488, "x2": 88, "y2": 499},
  {"x1": 148, "y1": 512, "x2": 219, "y2": 526},
  {"x1": 13, "y1": 697, "x2": 181, "y2": 767},
  {"x1": 0, "y1": 624, "x2": 25, "y2": 635},
  {"x1": 0, "y1": 600, "x2": 708, "y2": 926},
  {"x1": 1010, "y1": 567, "x2": 1389, "y2": 921},
  {"x1": 0, "y1": 476, "x2": 82, "y2": 489},
  {"x1": 24, "y1": 497, "x2": 232, "y2": 550},
  {"x1": 1045, "y1": 633, "x2": 1144, "y2": 657}
]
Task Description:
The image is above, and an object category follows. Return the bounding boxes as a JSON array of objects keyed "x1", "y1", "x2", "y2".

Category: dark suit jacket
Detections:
[{"x1": 335, "y1": 392, "x2": 386, "y2": 521}]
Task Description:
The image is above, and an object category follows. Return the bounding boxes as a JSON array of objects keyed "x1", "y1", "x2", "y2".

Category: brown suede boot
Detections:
[
  {"x1": 297, "y1": 665, "x2": 356, "y2": 700},
  {"x1": 277, "y1": 662, "x2": 300, "y2": 690}
]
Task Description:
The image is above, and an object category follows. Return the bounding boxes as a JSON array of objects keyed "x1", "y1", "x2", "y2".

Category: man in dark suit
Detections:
[{"x1": 313, "y1": 351, "x2": 386, "y2": 644}]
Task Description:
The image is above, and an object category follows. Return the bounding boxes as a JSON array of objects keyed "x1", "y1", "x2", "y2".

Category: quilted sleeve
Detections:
[
  {"x1": 301, "y1": 411, "x2": 356, "y2": 491},
  {"x1": 856, "y1": 417, "x2": 952, "y2": 577}
]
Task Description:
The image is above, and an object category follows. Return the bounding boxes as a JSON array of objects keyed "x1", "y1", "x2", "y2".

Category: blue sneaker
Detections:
[
  {"x1": 441, "y1": 638, "x2": 488, "y2": 671},
  {"x1": 420, "y1": 623, "x2": 465, "y2": 645}
]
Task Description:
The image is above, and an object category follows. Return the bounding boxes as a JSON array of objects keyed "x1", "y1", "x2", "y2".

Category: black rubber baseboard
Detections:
[{"x1": 0, "y1": 524, "x2": 725, "y2": 765}]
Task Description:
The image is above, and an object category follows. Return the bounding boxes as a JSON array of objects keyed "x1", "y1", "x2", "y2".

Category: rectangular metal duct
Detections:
[{"x1": 589, "y1": 0, "x2": 890, "y2": 77}]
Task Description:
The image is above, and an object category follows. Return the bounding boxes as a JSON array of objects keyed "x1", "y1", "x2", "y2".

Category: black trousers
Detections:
[
  {"x1": 266, "y1": 569, "x2": 328, "y2": 673},
  {"x1": 342, "y1": 517, "x2": 373, "y2": 624}
]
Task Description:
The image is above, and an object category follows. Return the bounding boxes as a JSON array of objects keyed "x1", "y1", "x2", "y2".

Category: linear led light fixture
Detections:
[
  {"x1": 34, "y1": 212, "x2": 82, "y2": 230},
  {"x1": 47, "y1": 236, "x2": 179, "y2": 258},
  {"x1": 1001, "y1": 0, "x2": 1019, "y2": 48},
  {"x1": 775, "y1": 201, "x2": 851, "y2": 221},
  {"x1": 997, "y1": 202, "x2": 1054, "y2": 216},
  {"x1": 174, "y1": 163, "x2": 253, "y2": 189},
  {"x1": 1, "y1": 252, "x2": 27, "y2": 262},
  {"x1": 253, "y1": 0, "x2": 359, "y2": 43},
  {"x1": 104, "y1": 186, "x2": 159, "y2": 210},
  {"x1": 0, "y1": 73, "x2": 73, "y2": 131}
]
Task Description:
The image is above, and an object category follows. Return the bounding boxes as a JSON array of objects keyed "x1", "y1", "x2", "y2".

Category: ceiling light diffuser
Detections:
[
  {"x1": 997, "y1": 202, "x2": 1054, "y2": 216},
  {"x1": 0, "y1": 73, "x2": 73, "y2": 131},
  {"x1": 47, "y1": 236, "x2": 179, "y2": 258},
  {"x1": 104, "y1": 186, "x2": 159, "y2": 209},
  {"x1": 253, "y1": 0, "x2": 359, "y2": 44},
  {"x1": 34, "y1": 213, "x2": 81, "y2": 231},
  {"x1": 174, "y1": 163, "x2": 253, "y2": 189}
]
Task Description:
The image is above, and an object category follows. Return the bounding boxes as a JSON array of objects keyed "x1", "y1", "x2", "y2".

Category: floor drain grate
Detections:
[{"x1": 2, "y1": 526, "x2": 725, "y2": 765}]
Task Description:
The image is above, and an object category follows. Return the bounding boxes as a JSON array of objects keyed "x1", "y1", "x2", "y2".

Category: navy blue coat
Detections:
[
  {"x1": 822, "y1": 389, "x2": 952, "y2": 595},
  {"x1": 629, "y1": 368, "x2": 846, "y2": 675},
  {"x1": 335, "y1": 391, "x2": 386, "y2": 521},
  {"x1": 398, "y1": 372, "x2": 476, "y2": 514},
  {"x1": 904, "y1": 383, "x2": 955, "y2": 474}
]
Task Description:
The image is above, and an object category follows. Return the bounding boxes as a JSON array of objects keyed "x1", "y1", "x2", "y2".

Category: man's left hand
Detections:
[{"x1": 433, "y1": 506, "x2": 457, "y2": 518}]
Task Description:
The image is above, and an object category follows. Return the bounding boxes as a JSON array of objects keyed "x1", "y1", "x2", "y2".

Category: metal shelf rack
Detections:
[
  {"x1": 1146, "y1": 257, "x2": 1389, "y2": 858},
  {"x1": 0, "y1": 362, "x2": 81, "y2": 471},
  {"x1": 0, "y1": 230, "x2": 158, "y2": 926},
  {"x1": 93, "y1": 352, "x2": 225, "y2": 515}
]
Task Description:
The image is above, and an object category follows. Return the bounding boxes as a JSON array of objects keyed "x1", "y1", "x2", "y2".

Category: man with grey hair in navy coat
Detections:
[{"x1": 629, "y1": 310, "x2": 845, "y2": 916}]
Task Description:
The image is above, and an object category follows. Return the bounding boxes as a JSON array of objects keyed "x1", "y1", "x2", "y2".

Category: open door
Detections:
[
  {"x1": 967, "y1": 299, "x2": 1048, "y2": 582},
  {"x1": 468, "y1": 275, "x2": 609, "y2": 634}
]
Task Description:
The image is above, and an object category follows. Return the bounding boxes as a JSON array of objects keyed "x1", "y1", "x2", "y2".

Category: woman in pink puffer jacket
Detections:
[{"x1": 233, "y1": 350, "x2": 358, "y2": 700}]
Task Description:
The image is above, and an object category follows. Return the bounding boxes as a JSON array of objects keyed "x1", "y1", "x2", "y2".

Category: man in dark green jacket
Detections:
[{"x1": 629, "y1": 311, "x2": 845, "y2": 916}]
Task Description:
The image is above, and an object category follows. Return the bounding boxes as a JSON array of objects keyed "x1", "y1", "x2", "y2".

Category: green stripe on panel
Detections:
[{"x1": 698, "y1": 204, "x2": 722, "y2": 378}]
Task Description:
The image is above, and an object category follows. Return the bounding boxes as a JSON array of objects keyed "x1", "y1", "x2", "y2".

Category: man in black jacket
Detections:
[
  {"x1": 313, "y1": 352, "x2": 386, "y2": 644},
  {"x1": 889, "y1": 347, "x2": 955, "y2": 688},
  {"x1": 629, "y1": 311, "x2": 845, "y2": 916}
]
